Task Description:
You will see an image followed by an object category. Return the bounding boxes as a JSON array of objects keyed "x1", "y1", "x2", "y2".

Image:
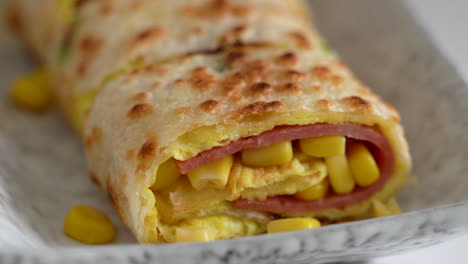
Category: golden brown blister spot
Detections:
[
  {"x1": 123, "y1": 76, "x2": 136, "y2": 85},
  {"x1": 311, "y1": 66, "x2": 345, "y2": 86},
  {"x1": 183, "y1": 26, "x2": 204, "y2": 40},
  {"x1": 232, "y1": 6, "x2": 250, "y2": 17},
  {"x1": 150, "y1": 82, "x2": 161, "y2": 90},
  {"x1": 175, "y1": 107, "x2": 193, "y2": 115},
  {"x1": 84, "y1": 138, "x2": 92, "y2": 152},
  {"x1": 281, "y1": 70, "x2": 306, "y2": 82},
  {"x1": 126, "y1": 149, "x2": 136, "y2": 161},
  {"x1": 75, "y1": 0, "x2": 90, "y2": 7},
  {"x1": 243, "y1": 60, "x2": 269, "y2": 84},
  {"x1": 222, "y1": 73, "x2": 247, "y2": 99},
  {"x1": 191, "y1": 26, "x2": 204, "y2": 35},
  {"x1": 88, "y1": 170, "x2": 100, "y2": 185},
  {"x1": 221, "y1": 59, "x2": 270, "y2": 97},
  {"x1": 247, "y1": 60, "x2": 268, "y2": 72},
  {"x1": 100, "y1": 0, "x2": 115, "y2": 16},
  {"x1": 143, "y1": 65, "x2": 170, "y2": 76},
  {"x1": 275, "y1": 52, "x2": 298, "y2": 67},
  {"x1": 392, "y1": 115, "x2": 401, "y2": 123},
  {"x1": 130, "y1": 26, "x2": 165, "y2": 51},
  {"x1": 187, "y1": 67, "x2": 217, "y2": 91},
  {"x1": 315, "y1": 99, "x2": 333, "y2": 111},
  {"x1": 330, "y1": 75, "x2": 344, "y2": 86},
  {"x1": 124, "y1": 66, "x2": 167, "y2": 84},
  {"x1": 76, "y1": 34, "x2": 103, "y2": 76},
  {"x1": 311, "y1": 85, "x2": 323, "y2": 93},
  {"x1": 128, "y1": 103, "x2": 153, "y2": 120},
  {"x1": 288, "y1": 31, "x2": 312, "y2": 49},
  {"x1": 199, "y1": 99, "x2": 222, "y2": 113},
  {"x1": 226, "y1": 101, "x2": 285, "y2": 121},
  {"x1": 137, "y1": 138, "x2": 158, "y2": 172},
  {"x1": 128, "y1": 92, "x2": 151, "y2": 103},
  {"x1": 277, "y1": 82, "x2": 302, "y2": 94},
  {"x1": 78, "y1": 34, "x2": 102, "y2": 54},
  {"x1": 219, "y1": 25, "x2": 248, "y2": 45},
  {"x1": 84, "y1": 126, "x2": 102, "y2": 151},
  {"x1": 128, "y1": 68, "x2": 144, "y2": 76},
  {"x1": 225, "y1": 50, "x2": 247, "y2": 66},
  {"x1": 341, "y1": 96, "x2": 371, "y2": 112},
  {"x1": 174, "y1": 79, "x2": 185, "y2": 86},
  {"x1": 184, "y1": 0, "x2": 250, "y2": 19},
  {"x1": 333, "y1": 60, "x2": 347, "y2": 70},
  {"x1": 249, "y1": 82, "x2": 273, "y2": 97},
  {"x1": 128, "y1": 0, "x2": 144, "y2": 12},
  {"x1": 229, "y1": 94, "x2": 247, "y2": 104},
  {"x1": 6, "y1": 3, "x2": 22, "y2": 34},
  {"x1": 311, "y1": 66, "x2": 332, "y2": 78},
  {"x1": 76, "y1": 64, "x2": 87, "y2": 77},
  {"x1": 120, "y1": 172, "x2": 128, "y2": 187},
  {"x1": 92, "y1": 126, "x2": 103, "y2": 144}
]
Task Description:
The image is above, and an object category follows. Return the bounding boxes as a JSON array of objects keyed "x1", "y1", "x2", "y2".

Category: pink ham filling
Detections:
[{"x1": 175, "y1": 123, "x2": 394, "y2": 213}]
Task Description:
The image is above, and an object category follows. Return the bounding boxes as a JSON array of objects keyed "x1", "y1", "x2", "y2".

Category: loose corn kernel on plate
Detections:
[{"x1": 1, "y1": 1, "x2": 468, "y2": 263}]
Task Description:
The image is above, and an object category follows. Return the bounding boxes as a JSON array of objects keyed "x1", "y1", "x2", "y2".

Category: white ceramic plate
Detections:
[{"x1": 1, "y1": 0, "x2": 468, "y2": 263}]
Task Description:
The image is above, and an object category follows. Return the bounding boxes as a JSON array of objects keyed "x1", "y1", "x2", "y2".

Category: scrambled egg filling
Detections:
[
  {"x1": 151, "y1": 151, "x2": 329, "y2": 242},
  {"x1": 149, "y1": 135, "x2": 385, "y2": 242},
  {"x1": 159, "y1": 215, "x2": 265, "y2": 243},
  {"x1": 235, "y1": 155, "x2": 327, "y2": 200},
  {"x1": 156, "y1": 154, "x2": 327, "y2": 215}
]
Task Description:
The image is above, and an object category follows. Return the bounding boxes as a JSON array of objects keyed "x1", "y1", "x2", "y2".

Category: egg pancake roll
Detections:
[{"x1": 8, "y1": 0, "x2": 411, "y2": 243}]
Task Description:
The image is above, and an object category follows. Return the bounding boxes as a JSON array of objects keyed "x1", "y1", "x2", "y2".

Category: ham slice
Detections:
[{"x1": 175, "y1": 123, "x2": 395, "y2": 213}]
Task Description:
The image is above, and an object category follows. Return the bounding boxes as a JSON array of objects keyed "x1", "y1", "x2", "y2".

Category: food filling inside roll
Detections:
[{"x1": 151, "y1": 123, "x2": 394, "y2": 242}]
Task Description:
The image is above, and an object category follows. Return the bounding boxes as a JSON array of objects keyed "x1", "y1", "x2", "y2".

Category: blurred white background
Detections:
[
  {"x1": 407, "y1": 0, "x2": 468, "y2": 82},
  {"x1": 380, "y1": 0, "x2": 468, "y2": 263}
]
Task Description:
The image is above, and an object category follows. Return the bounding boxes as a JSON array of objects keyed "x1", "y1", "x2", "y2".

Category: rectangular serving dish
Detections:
[{"x1": 1, "y1": 0, "x2": 468, "y2": 263}]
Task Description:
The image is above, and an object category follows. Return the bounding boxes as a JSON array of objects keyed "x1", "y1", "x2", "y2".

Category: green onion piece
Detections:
[{"x1": 321, "y1": 42, "x2": 337, "y2": 57}]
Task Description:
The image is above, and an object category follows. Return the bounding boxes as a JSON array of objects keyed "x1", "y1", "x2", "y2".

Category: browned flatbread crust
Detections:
[{"x1": 9, "y1": 0, "x2": 410, "y2": 243}]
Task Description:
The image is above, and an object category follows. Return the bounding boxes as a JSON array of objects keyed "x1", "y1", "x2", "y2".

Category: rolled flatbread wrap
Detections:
[{"x1": 9, "y1": 0, "x2": 411, "y2": 243}]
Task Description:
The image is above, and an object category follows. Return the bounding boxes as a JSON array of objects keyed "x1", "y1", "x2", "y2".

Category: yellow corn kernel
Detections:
[
  {"x1": 347, "y1": 143, "x2": 380, "y2": 187},
  {"x1": 325, "y1": 154, "x2": 355, "y2": 194},
  {"x1": 151, "y1": 159, "x2": 181, "y2": 191},
  {"x1": 267, "y1": 218, "x2": 321, "y2": 234},
  {"x1": 241, "y1": 141, "x2": 293, "y2": 167},
  {"x1": 372, "y1": 198, "x2": 402, "y2": 218},
  {"x1": 299, "y1": 136, "x2": 346, "y2": 158},
  {"x1": 64, "y1": 205, "x2": 115, "y2": 244},
  {"x1": 386, "y1": 198, "x2": 402, "y2": 215},
  {"x1": 10, "y1": 68, "x2": 53, "y2": 112},
  {"x1": 372, "y1": 200, "x2": 392, "y2": 217},
  {"x1": 175, "y1": 227, "x2": 212, "y2": 242},
  {"x1": 187, "y1": 155, "x2": 234, "y2": 190},
  {"x1": 295, "y1": 179, "x2": 329, "y2": 201}
]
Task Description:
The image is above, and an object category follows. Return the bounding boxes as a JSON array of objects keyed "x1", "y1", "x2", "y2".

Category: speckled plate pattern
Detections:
[{"x1": 1, "y1": 0, "x2": 468, "y2": 263}]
